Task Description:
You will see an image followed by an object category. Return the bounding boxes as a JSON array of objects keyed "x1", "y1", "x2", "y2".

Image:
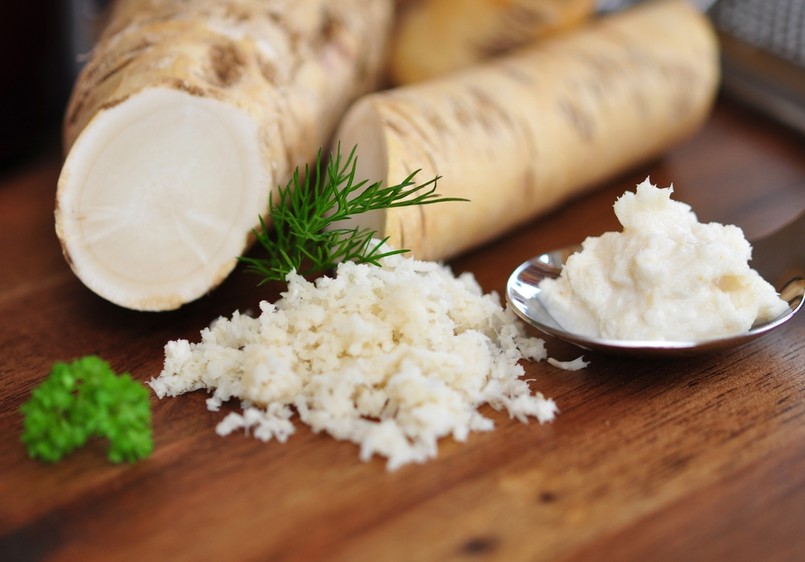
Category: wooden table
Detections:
[{"x1": 1, "y1": 97, "x2": 804, "y2": 562}]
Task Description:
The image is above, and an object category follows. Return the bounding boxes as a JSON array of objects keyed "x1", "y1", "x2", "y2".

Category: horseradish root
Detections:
[
  {"x1": 56, "y1": 0, "x2": 392, "y2": 311},
  {"x1": 333, "y1": 0, "x2": 719, "y2": 260},
  {"x1": 389, "y1": 0, "x2": 596, "y2": 84}
]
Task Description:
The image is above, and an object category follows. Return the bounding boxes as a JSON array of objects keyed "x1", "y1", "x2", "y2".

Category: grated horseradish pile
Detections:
[{"x1": 149, "y1": 253, "x2": 579, "y2": 470}]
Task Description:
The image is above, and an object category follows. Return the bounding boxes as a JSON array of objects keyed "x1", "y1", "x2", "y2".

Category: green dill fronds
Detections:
[
  {"x1": 239, "y1": 144, "x2": 466, "y2": 284},
  {"x1": 20, "y1": 356, "x2": 153, "y2": 463}
]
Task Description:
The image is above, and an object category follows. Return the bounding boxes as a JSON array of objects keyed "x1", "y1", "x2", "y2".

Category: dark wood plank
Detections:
[{"x1": 1, "y1": 96, "x2": 804, "y2": 561}]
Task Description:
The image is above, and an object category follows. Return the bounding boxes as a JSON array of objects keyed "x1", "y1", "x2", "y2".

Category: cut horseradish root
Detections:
[
  {"x1": 56, "y1": 89, "x2": 268, "y2": 311},
  {"x1": 330, "y1": 0, "x2": 719, "y2": 262},
  {"x1": 55, "y1": 0, "x2": 393, "y2": 310}
]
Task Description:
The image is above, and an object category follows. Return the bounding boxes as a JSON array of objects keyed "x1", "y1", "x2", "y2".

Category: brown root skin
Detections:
[
  {"x1": 333, "y1": 0, "x2": 720, "y2": 261},
  {"x1": 57, "y1": 0, "x2": 393, "y2": 311},
  {"x1": 388, "y1": 0, "x2": 596, "y2": 85}
]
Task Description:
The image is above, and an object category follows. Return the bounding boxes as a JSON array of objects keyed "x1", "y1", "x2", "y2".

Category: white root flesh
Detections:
[
  {"x1": 56, "y1": 0, "x2": 393, "y2": 311},
  {"x1": 333, "y1": 0, "x2": 720, "y2": 261}
]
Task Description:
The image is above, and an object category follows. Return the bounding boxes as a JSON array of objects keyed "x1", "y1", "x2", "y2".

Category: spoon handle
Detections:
[{"x1": 750, "y1": 211, "x2": 805, "y2": 286}]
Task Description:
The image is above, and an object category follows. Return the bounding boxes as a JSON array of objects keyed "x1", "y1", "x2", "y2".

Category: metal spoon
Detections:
[{"x1": 506, "y1": 212, "x2": 804, "y2": 358}]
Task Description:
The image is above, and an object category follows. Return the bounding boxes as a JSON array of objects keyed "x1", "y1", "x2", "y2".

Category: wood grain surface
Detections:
[{"x1": 1, "y1": 97, "x2": 804, "y2": 562}]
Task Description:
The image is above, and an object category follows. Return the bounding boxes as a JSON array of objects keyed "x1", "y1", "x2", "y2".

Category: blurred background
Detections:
[
  {"x1": 0, "y1": 0, "x2": 107, "y2": 172},
  {"x1": 0, "y1": 0, "x2": 803, "y2": 174}
]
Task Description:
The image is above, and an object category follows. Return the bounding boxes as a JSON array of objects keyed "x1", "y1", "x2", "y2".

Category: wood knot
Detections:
[
  {"x1": 539, "y1": 490, "x2": 558, "y2": 503},
  {"x1": 462, "y1": 536, "x2": 500, "y2": 555}
]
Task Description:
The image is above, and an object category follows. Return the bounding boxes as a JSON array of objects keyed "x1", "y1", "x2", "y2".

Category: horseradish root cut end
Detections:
[
  {"x1": 56, "y1": 88, "x2": 269, "y2": 311},
  {"x1": 54, "y1": 0, "x2": 393, "y2": 310}
]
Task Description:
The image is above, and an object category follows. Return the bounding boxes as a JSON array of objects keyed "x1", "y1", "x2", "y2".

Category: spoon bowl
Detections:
[{"x1": 506, "y1": 213, "x2": 804, "y2": 358}]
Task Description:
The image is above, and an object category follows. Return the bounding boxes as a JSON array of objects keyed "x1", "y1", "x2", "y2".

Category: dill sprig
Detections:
[{"x1": 240, "y1": 144, "x2": 466, "y2": 284}]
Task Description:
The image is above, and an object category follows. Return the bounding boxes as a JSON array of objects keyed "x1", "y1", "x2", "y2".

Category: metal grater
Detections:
[
  {"x1": 710, "y1": 0, "x2": 805, "y2": 69},
  {"x1": 709, "y1": 0, "x2": 805, "y2": 134},
  {"x1": 599, "y1": 0, "x2": 805, "y2": 134}
]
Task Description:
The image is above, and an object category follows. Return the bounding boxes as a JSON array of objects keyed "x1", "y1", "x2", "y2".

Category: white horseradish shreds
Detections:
[{"x1": 149, "y1": 253, "x2": 568, "y2": 470}]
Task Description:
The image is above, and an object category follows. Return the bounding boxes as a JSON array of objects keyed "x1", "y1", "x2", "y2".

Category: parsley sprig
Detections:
[
  {"x1": 240, "y1": 145, "x2": 466, "y2": 283},
  {"x1": 20, "y1": 356, "x2": 153, "y2": 463}
]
